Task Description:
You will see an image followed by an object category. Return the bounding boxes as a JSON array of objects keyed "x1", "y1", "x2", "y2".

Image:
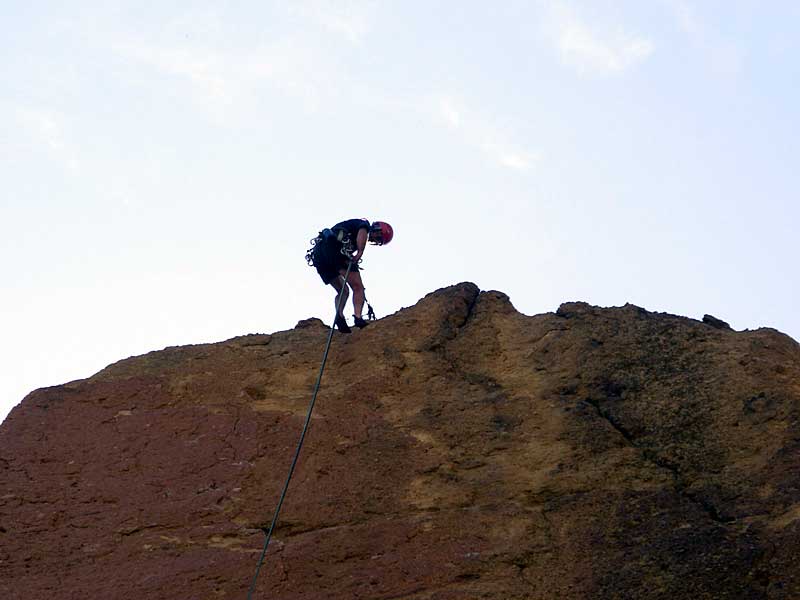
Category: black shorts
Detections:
[{"x1": 312, "y1": 237, "x2": 359, "y2": 284}]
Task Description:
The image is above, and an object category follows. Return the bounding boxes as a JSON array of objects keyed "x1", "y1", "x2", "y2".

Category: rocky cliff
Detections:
[{"x1": 2, "y1": 282, "x2": 799, "y2": 599}]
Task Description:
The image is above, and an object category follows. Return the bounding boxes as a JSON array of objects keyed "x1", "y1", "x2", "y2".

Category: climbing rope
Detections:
[{"x1": 246, "y1": 259, "x2": 355, "y2": 600}]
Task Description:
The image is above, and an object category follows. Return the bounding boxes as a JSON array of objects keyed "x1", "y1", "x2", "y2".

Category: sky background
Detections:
[{"x1": 2, "y1": 0, "x2": 798, "y2": 423}]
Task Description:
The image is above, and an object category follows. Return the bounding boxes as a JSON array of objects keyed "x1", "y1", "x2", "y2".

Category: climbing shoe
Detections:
[
  {"x1": 334, "y1": 314, "x2": 351, "y2": 333},
  {"x1": 353, "y1": 316, "x2": 369, "y2": 329}
]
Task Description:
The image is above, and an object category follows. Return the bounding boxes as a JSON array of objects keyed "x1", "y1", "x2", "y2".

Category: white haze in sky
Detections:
[{"x1": 2, "y1": 1, "x2": 799, "y2": 422}]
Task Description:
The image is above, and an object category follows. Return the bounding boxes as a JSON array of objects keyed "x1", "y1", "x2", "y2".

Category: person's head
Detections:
[{"x1": 368, "y1": 221, "x2": 394, "y2": 245}]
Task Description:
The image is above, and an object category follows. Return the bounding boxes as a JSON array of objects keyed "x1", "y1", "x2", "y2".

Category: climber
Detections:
[{"x1": 306, "y1": 219, "x2": 393, "y2": 333}]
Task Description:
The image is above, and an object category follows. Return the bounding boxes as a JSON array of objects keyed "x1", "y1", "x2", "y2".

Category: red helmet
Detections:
[{"x1": 369, "y1": 221, "x2": 393, "y2": 245}]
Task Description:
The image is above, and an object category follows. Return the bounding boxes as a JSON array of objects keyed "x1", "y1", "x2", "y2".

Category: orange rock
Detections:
[{"x1": 1, "y1": 282, "x2": 799, "y2": 599}]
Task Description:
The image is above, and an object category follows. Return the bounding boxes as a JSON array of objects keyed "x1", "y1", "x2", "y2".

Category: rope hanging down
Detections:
[{"x1": 246, "y1": 259, "x2": 354, "y2": 600}]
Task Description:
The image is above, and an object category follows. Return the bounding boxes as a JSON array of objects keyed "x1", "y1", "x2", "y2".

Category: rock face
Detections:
[{"x1": 2, "y1": 282, "x2": 800, "y2": 599}]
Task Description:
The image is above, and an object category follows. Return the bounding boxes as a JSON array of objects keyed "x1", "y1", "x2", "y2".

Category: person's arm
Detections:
[{"x1": 350, "y1": 227, "x2": 368, "y2": 262}]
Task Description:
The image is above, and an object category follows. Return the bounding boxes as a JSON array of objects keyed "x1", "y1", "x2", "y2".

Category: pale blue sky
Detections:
[{"x1": 2, "y1": 1, "x2": 798, "y2": 422}]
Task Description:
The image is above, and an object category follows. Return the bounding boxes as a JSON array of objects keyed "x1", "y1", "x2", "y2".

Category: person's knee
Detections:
[{"x1": 349, "y1": 278, "x2": 364, "y2": 294}]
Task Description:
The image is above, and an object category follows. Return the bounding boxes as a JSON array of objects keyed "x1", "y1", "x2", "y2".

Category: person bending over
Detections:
[{"x1": 307, "y1": 218, "x2": 393, "y2": 333}]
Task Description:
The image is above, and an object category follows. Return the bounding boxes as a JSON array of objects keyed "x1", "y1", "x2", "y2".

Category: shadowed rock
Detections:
[{"x1": 703, "y1": 314, "x2": 732, "y2": 330}]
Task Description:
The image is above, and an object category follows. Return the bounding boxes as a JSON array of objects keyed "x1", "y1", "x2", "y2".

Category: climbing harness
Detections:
[
  {"x1": 305, "y1": 228, "x2": 359, "y2": 267},
  {"x1": 246, "y1": 259, "x2": 355, "y2": 600}
]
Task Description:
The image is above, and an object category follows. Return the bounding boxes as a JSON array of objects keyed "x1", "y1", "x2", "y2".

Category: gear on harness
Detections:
[{"x1": 305, "y1": 228, "x2": 359, "y2": 267}]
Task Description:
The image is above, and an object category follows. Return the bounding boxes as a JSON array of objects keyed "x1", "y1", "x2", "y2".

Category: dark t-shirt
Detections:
[{"x1": 332, "y1": 218, "x2": 370, "y2": 245}]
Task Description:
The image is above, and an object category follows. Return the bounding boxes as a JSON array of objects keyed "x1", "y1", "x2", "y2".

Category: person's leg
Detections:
[
  {"x1": 327, "y1": 275, "x2": 351, "y2": 332},
  {"x1": 329, "y1": 275, "x2": 350, "y2": 318},
  {"x1": 345, "y1": 269, "x2": 366, "y2": 319}
]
